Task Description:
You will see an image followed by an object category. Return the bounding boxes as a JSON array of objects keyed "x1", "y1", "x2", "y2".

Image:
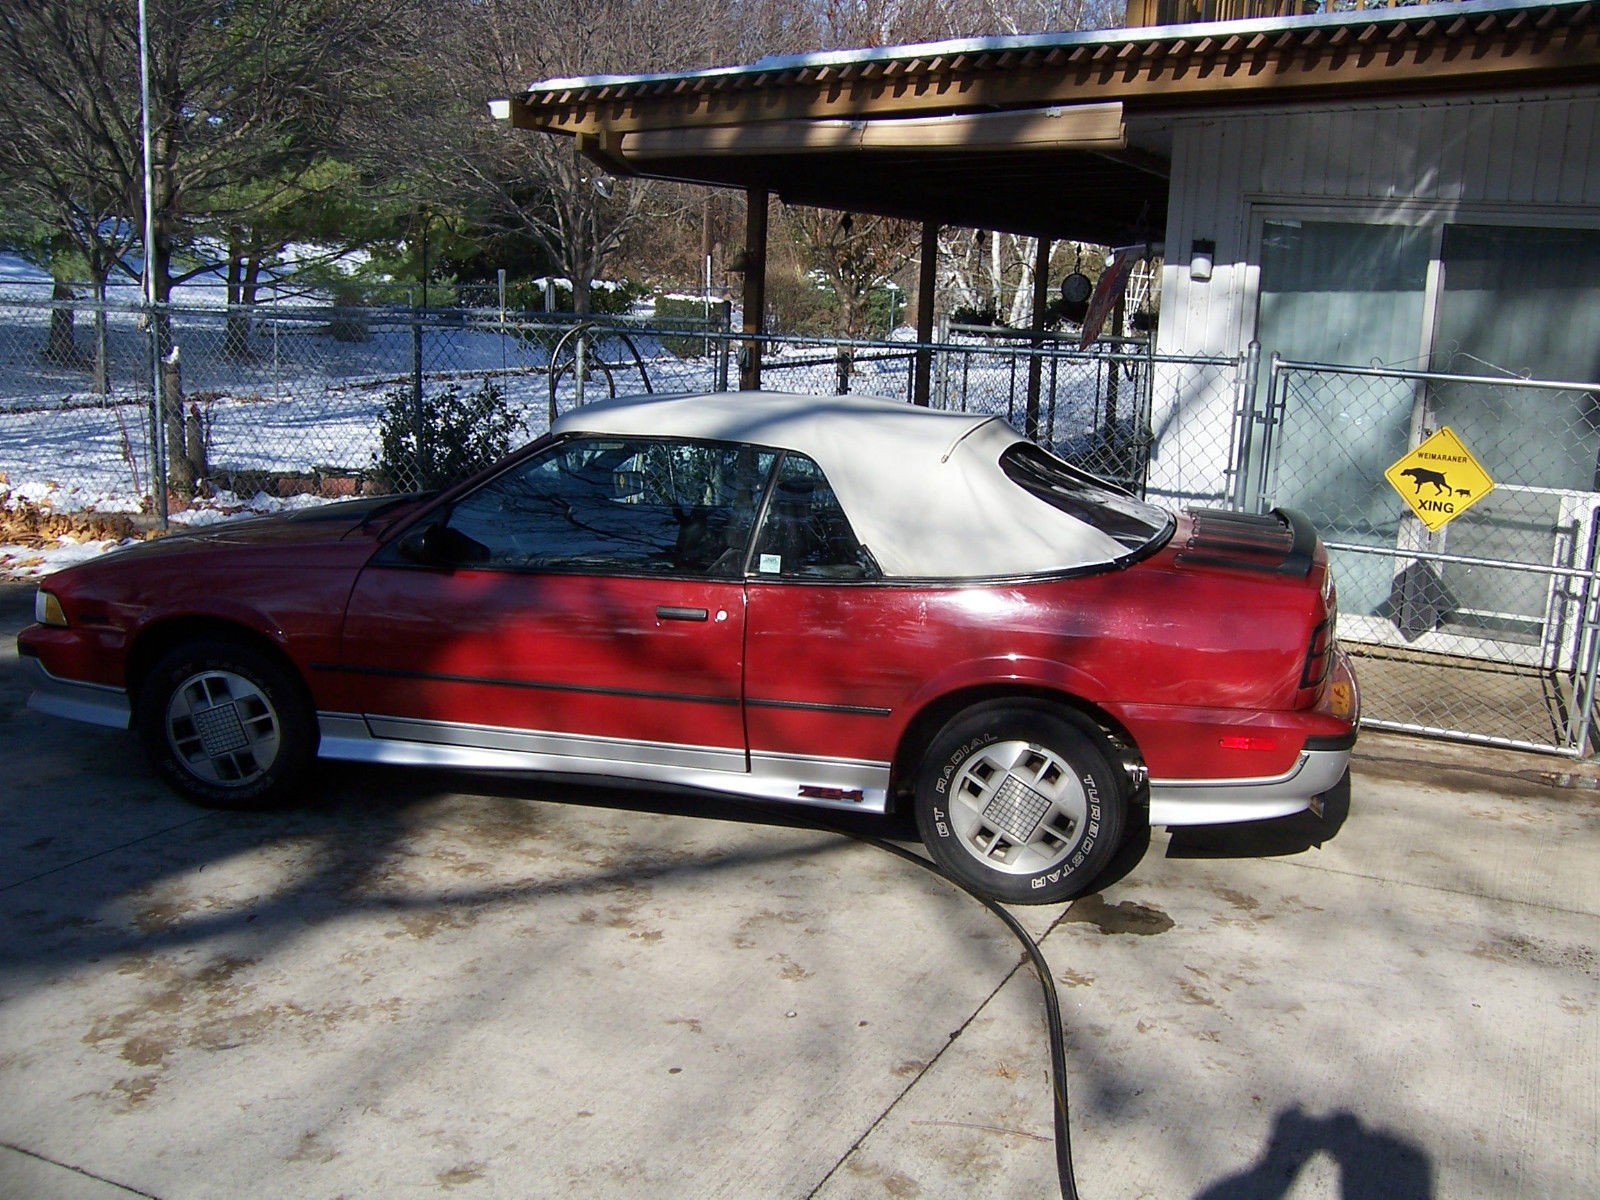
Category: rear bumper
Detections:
[
  {"x1": 20, "y1": 654, "x2": 132, "y2": 730},
  {"x1": 1148, "y1": 744, "x2": 1350, "y2": 825},
  {"x1": 1145, "y1": 649, "x2": 1359, "y2": 826}
]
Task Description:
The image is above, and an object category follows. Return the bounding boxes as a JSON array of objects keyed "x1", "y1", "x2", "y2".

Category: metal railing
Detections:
[{"x1": 1255, "y1": 357, "x2": 1600, "y2": 755}]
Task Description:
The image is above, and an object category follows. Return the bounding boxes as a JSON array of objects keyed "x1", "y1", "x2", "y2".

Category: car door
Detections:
[
  {"x1": 334, "y1": 436, "x2": 771, "y2": 775},
  {"x1": 739, "y1": 451, "x2": 913, "y2": 806}
]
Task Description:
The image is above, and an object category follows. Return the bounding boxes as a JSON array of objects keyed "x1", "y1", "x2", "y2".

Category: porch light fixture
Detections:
[{"x1": 1190, "y1": 239, "x2": 1215, "y2": 282}]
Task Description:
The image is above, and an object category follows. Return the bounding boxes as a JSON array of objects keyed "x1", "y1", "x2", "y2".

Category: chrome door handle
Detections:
[{"x1": 656, "y1": 606, "x2": 709, "y2": 622}]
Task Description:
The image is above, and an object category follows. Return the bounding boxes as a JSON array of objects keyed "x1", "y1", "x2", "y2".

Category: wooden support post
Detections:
[
  {"x1": 913, "y1": 221, "x2": 939, "y2": 407},
  {"x1": 1024, "y1": 236, "x2": 1052, "y2": 441},
  {"x1": 739, "y1": 187, "x2": 769, "y2": 391}
]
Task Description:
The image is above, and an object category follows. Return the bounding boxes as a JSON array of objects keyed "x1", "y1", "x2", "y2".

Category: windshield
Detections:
[{"x1": 999, "y1": 443, "x2": 1173, "y2": 554}]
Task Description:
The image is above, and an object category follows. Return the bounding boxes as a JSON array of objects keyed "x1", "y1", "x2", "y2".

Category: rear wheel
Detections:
[
  {"x1": 134, "y1": 639, "x2": 314, "y2": 809},
  {"x1": 914, "y1": 702, "x2": 1125, "y2": 905}
]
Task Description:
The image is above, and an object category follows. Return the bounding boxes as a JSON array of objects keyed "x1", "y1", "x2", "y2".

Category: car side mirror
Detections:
[{"x1": 395, "y1": 522, "x2": 489, "y2": 566}]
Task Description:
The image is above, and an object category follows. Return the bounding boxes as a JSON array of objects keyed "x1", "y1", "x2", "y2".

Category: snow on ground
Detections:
[
  {"x1": 2, "y1": 535, "x2": 128, "y2": 579},
  {"x1": 1, "y1": 254, "x2": 1121, "y2": 581}
]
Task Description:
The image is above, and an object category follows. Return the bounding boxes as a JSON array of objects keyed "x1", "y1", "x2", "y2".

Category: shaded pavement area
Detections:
[{"x1": 0, "y1": 582, "x2": 1595, "y2": 1198}]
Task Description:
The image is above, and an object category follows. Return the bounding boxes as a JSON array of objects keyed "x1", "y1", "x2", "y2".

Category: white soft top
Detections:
[{"x1": 552, "y1": 391, "x2": 1138, "y2": 579}]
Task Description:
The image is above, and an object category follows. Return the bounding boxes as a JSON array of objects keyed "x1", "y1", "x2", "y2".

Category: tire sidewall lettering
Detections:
[
  {"x1": 1028, "y1": 786, "x2": 1102, "y2": 889},
  {"x1": 935, "y1": 732, "x2": 1001, "y2": 797}
]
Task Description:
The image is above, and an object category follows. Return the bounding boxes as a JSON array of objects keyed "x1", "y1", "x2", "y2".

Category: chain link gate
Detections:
[{"x1": 1252, "y1": 357, "x2": 1600, "y2": 755}]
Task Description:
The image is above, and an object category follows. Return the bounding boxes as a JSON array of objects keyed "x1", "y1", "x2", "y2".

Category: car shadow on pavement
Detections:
[
  {"x1": 1194, "y1": 1104, "x2": 1434, "y2": 1200},
  {"x1": 1160, "y1": 770, "x2": 1352, "y2": 863},
  {"x1": 1, "y1": 760, "x2": 880, "y2": 975},
  {"x1": 390, "y1": 762, "x2": 925, "y2": 845}
]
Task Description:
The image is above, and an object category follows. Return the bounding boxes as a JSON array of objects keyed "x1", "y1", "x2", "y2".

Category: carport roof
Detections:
[{"x1": 499, "y1": 0, "x2": 1600, "y2": 245}]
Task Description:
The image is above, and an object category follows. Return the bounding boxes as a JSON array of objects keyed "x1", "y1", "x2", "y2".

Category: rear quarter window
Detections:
[{"x1": 999, "y1": 443, "x2": 1173, "y2": 553}]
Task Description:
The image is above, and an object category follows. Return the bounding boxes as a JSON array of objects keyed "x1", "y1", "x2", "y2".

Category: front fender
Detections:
[{"x1": 120, "y1": 582, "x2": 352, "y2": 696}]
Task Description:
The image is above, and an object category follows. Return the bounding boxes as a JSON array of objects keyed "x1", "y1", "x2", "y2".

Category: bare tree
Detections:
[
  {"x1": 0, "y1": 4, "x2": 143, "y2": 386},
  {"x1": 0, "y1": 3, "x2": 424, "y2": 301},
  {"x1": 425, "y1": 0, "x2": 1127, "y2": 312},
  {"x1": 780, "y1": 205, "x2": 920, "y2": 377},
  {"x1": 810, "y1": 0, "x2": 1124, "y2": 47},
  {"x1": 429, "y1": 1, "x2": 712, "y2": 312},
  {"x1": 0, "y1": 1, "x2": 428, "y2": 496},
  {"x1": 437, "y1": 0, "x2": 848, "y2": 313},
  {"x1": 972, "y1": 0, "x2": 1126, "y2": 36}
]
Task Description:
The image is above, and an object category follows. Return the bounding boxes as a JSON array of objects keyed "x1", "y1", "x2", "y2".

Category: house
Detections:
[{"x1": 500, "y1": 0, "x2": 1600, "y2": 752}]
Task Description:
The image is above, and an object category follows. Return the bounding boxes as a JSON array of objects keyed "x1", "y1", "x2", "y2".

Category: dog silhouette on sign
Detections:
[{"x1": 1399, "y1": 466, "x2": 1451, "y2": 495}]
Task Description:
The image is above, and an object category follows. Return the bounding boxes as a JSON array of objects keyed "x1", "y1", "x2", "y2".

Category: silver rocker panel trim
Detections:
[{"x1": 317, "y1": 713, "x2": 892, "y2": 813}]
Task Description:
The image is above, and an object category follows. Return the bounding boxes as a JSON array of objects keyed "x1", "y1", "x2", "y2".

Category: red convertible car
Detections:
[{"x1": 19, "y1": 391, "x2": 1357, "y2": 903}]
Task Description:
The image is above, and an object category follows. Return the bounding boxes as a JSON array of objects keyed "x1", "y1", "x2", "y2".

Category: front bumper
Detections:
[{"x1": 20, "y1": 653, "x2": 132, "y2": 730}]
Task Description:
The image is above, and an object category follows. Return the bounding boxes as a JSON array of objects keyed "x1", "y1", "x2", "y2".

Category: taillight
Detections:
[
  {"x1": 1300, "y1": 618, "x2": 1332, "y2": 688},
  {"x1": 1300, "y1": 570, "x2": 1339, "y2": 689}
]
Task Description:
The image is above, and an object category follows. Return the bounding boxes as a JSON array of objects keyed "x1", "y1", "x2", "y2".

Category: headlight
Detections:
[{"x1": 34, "y1": 590, "x2": 68, "y2": 627}]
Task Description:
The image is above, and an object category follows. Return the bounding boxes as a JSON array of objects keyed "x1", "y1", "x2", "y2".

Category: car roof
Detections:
[{"x1": 552, "y1": 391, "x2": 1139, "y2": 578}]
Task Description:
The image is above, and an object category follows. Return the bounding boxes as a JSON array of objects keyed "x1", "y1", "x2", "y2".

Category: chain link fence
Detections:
[
  {"x1": 1, "y1": 291, "x2": 1241, "y2": 512},
  {"x1": 0, "y1": 292, "x2": 733, "y2": 508},
  {"x1": 1258, "y1": 358, "x2": 1600, "y2": 755},
  {"x1": 17, "y1": 287, "x2": 1597, "y2": 752}
]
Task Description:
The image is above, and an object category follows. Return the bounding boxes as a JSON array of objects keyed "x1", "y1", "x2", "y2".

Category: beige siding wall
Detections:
[
  {"x1": 1145, "y1": 90, "x2": 1600, "y2": 503},
  {"x1": 1156, "y1": 90, "x2": 1600, "y2": 358}
]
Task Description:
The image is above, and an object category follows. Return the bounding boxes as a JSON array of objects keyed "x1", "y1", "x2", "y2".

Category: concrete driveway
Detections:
[{"x1": 1, "y1": 581, "x2": 1595, "y2": 1199}]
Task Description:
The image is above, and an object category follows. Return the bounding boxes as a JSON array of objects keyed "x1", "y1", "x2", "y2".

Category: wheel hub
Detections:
[
  {"x1": 948, "y1": 739, "x2": 1090, "y2": 877},
  {"x1": 190, "y1": 700, "x2": 252, "y2": 758},
  {"x1": 983, "y1": 775, "x2": 1052, "y2": 843},
  {"x1": 165, "y1": 670, "x2": 280, "y2": 787}
]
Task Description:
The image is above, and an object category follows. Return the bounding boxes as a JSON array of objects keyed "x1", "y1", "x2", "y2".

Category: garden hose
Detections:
[{"x1": 814, "y1": 821, "x2": 1081, "y2": 1200}]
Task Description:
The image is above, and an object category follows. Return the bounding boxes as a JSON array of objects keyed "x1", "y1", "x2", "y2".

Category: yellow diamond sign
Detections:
[{"x1": 1384, "y1": 426, "x2": 1495, "y2": 532}]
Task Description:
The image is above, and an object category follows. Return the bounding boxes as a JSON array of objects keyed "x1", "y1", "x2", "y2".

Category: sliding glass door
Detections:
[{"x1": 1254, "y1": 213, "x2": 1600, "y2": 658}]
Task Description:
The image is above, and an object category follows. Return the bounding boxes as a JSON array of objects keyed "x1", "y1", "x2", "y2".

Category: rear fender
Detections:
[{"x1": 900, "y1": 654, "x2": 1112, "y2": 721}]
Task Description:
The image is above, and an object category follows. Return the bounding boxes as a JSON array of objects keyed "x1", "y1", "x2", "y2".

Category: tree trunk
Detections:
[
  {"x1": 222, "y1": 230, "x2": 254, "y2": 360},
  {"x1": 185, "y1": 401, "x2": 207, "y2": 490},
  {"x1": 91, "y1": 273, "x2": 110, "y2": 395},
  {"x1": 44, "y1": 279, "x2": 79, "y2": 366},
  {"x1": 162, "y1": 346, "x2": 194, "y2": 499}
]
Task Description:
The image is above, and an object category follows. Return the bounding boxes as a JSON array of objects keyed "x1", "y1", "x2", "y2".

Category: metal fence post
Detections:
[
  {"x1": 411, "y1": 297, "x2": 427, "y2": 487},
  {"x1": 1561, "y1": 513, "x2": 1600, "y2": 753},
  {"x1": 715, "y1": 302, "x2": 732, "y2": 391},
  {"x1": 147, "y1": 316, "x2": 166, "y2": 527},
  {"x1": 271, "y1": 281, "x2": 281, "y2": 404},
  {"x1": 935, "y1": 316, "x2": 950, "y2": 409},
  {"x1": 575, "y1": 330, "x2": 588, "y2": 408},
  {"x1": 1231, "y1": 339, "x2": 1262, "y2": 511}
]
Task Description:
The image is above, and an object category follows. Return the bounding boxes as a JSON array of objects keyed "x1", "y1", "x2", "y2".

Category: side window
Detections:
[
  {"x1": 438, "y1": 437, "x2": 774, "y2": 577},
  {"x1": 751, "y1": 453, "x2": 877, "y2": 580}
]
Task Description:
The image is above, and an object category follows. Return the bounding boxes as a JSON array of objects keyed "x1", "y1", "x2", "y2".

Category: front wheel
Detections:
[
  {"x1": 914, "y1": 702, "x2": 1126, "y2": 905},
  {"x1": 134, "y1": 639, "x2": 315, "y2": 809}
]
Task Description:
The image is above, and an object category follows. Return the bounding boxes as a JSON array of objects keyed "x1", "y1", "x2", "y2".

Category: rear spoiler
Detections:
[{"x1": 1174, "y1": 507, "x2": 1318, "y2": 578}]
